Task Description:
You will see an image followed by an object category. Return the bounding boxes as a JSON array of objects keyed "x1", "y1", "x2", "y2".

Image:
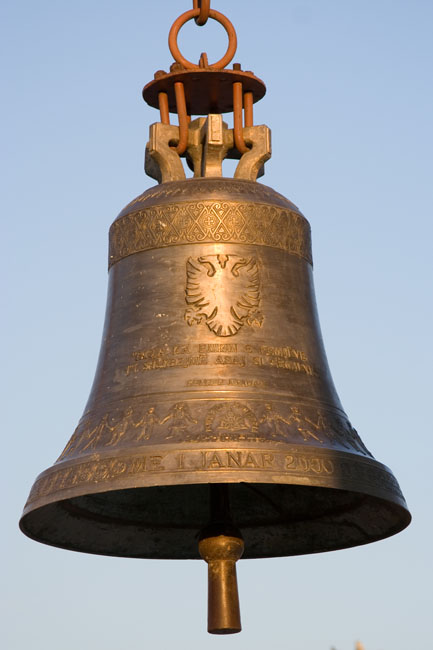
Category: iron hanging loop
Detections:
[
  {"x1": 193, "y1": 0, "x2": 210, "y2": 26},
  {"x1": 169, "y1": 8, "x2": 237, "y2": 70}
]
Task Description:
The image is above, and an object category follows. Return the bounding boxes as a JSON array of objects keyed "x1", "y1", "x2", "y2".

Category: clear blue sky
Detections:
[{"x1": 2, "y1": 1, "x2": 432, "y2": 649}]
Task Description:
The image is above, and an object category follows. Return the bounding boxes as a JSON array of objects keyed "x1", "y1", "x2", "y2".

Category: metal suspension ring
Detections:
[
  {"x1": 193, "y1": 0, "x2": 210, "y2": 26},
  {"x1": 168, "y1": 8, "x2": 237, "y2": 70}
]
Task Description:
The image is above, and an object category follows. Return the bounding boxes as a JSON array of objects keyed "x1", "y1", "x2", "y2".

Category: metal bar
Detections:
[
  {"x1": 158, "y1": 92, "x2": 170, "y2": 124},
  {"x1": 244, "y1": 91, "x2": 253, "y2": 127},
  {"x1": 174, "y1": 81, "x2": 188, "y2": 155},
  {"x1": 233, "y1": 82, "x2": 249, "y2": 154}
]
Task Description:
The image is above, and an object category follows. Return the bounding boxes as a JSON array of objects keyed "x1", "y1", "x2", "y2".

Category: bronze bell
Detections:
[{"x1": 20, "y1": 4, "x2": 410, "y2": 636}]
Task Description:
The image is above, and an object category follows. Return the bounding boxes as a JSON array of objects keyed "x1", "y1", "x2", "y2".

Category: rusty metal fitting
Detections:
[
  {"x1": 244, "y1": 91, "x2": 254, "y2": 127},
  {"x1": 174, "y1": 81, "x2": 189, "y2": 154},
  {"x1": 233, "y1": 82, "x2": 249, "y2": 154},
  {"x1": 193, "y1": 0, "x2": 210, "y2": 26},
  {"x1": 158, "y1": 92, "x2": 170, "y2": 124},
  {"x1": 169, "y1": 8, "x2": 237, "y2": 70}
]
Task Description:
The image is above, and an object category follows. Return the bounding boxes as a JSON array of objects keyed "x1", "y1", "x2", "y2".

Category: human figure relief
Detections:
[
  {"x1": 258, "y1": 403, "x2": 293, "y2": 440},
  {"x1": 286, "y1": 406, "x2": 324, "y2": 443},
  {"x1": 105, "y1": 407, "x2": 136, "y2": 447},
  {"x1": 80, "y1": 413, "x2": 115, "y2": 451},
  {"x1": 135, "y1": 407, "x2": 160, "y2": 442},
  {"x1": 303, "y1": 411, "x2": 327, "y2": 437},
  {"x1": 161, "y1": 402, "x2": 197, "y2": 439}
]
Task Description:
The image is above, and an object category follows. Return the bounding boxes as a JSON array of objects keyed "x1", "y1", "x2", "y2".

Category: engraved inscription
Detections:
[
  {"x1": 109, "y1": 200, "x2": 312, "y2": 267},
  {"x1": 185, "y1": 254, "x2": 263, "y2": 337},
  {"x1": 27, "y1": 447, "x2": 402, "y2": 506},
  {"x1": 186, "y1": 378, "x2": 267, "y2": 388},
  {"x1": 124, "y1": 354, "x2": 208, "y2": 375},
  {"x1": 285, "y1": 454, "x2": 334, "y2": 474},
  {"x1": 122, "y1": 342, "x2": 315, "y2": 377},
  {"x1": 198, "y1": 343, "x2": 237, "y2": 353},
  {"x1": 246, "y1": 344, "x2": 315, "y2": 375},
  {"x1": 248, "y1": 344, "x2": 308, "y2": 361},
  {"x1": 200, "y1": 450, "x2": 274, "y2": 469}
]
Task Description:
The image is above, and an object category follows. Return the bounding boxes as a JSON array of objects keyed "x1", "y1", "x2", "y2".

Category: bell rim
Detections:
[
  {"x1": 20, "y1": 479, "x2": 411, "y2": 560},
  {"x1": 21, "y1": 443, "x2": 410, "y2": 559}
]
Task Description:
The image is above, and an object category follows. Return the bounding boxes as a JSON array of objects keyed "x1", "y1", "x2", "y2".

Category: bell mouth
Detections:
[{"x1": 20, "y1": 480, "x2": 410, "y2": 560}]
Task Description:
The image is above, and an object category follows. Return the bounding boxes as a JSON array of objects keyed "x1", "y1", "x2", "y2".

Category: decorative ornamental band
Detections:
[{"x1": 109, "y1": 201, "x2": 312, "y2": 268}]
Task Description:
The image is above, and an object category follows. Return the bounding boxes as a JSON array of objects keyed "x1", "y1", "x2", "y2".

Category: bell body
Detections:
[{"x1": 20, "y1": 178, "x2": 410, "y2": 558}]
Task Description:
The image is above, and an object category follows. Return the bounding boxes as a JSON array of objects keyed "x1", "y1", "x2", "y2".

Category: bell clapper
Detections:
[{"x1": 198, "y1": 484, "x2": 244, "y2": 634}]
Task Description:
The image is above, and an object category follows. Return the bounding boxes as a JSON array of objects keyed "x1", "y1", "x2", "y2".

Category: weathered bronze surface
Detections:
[
  {"x1": 20, "y1": 175, "x2": 410, "y2": 560},
  {"x1": 20, "y1": 2, "x2": 411, "y2": 635}
]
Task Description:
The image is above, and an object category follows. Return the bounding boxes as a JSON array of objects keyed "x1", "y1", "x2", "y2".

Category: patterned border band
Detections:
[{"x1": 109, "y1": 201, "x2": 312, "y2": 268}]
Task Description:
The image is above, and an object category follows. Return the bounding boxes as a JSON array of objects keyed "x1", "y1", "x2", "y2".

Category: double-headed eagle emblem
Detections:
[{"x1": 184, "y1": 254, "x2": 263, "y2": 337}]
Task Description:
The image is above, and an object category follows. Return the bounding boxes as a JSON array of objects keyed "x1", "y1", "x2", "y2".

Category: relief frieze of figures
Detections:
[{"x1": 57, "y1": 401, "x2": 371, "y2": 461}]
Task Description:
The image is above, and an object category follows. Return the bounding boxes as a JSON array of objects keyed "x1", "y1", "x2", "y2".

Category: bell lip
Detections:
[
  {"x1": 19, "y1": 482, "x2": 411, "y2": 560},
  {"x1": 20, "y1": 444, "x2": 411, "y2": 559}
]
